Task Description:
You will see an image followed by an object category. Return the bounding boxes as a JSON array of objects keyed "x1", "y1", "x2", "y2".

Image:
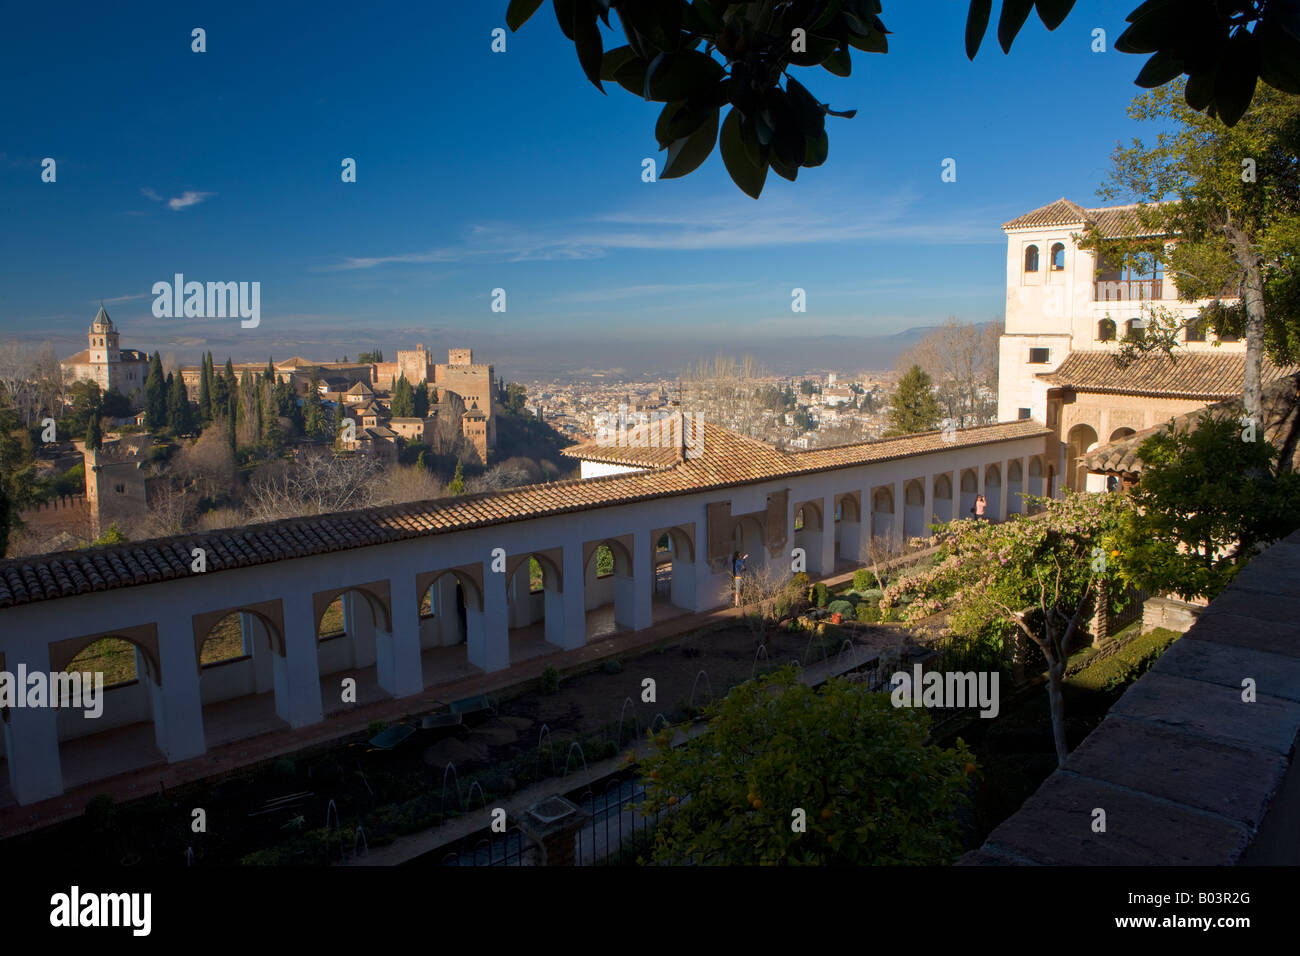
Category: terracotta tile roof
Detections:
[
  {"x1": 1085, "y1": 372, "x2": 1300, "y2": 477},
  {"x1": 1002, "y1": 199, "x2": 1169, "y2": 239},
  {"x1": 0, "y1": 418, "x2": 1048, "y2": 609},
  {"x1": 1038, "y1": 350, "x2": 1298, "y2": 400},
  {"x1": 1002, "y1": 198, "x2": 1089, "y2": 230}
]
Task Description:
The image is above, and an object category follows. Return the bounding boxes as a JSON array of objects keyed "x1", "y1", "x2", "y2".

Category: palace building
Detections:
[
  {"x1": 59, "y1": 307, "x2": 150, "y2": 407},
  {"x1": 996, "y1": 198, "x2": 1292, "y2": 491}
]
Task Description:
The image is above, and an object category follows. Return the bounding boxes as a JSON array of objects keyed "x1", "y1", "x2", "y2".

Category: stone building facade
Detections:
[{"x1": 59, "y1": 307, "x2": 150, "y2": 407}]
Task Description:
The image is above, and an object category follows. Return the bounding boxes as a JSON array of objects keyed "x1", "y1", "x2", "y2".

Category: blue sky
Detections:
[{"x1": 0, "y1": 1, "x2": 1160, "y2": 371}]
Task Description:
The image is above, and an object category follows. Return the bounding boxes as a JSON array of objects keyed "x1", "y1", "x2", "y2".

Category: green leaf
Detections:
[
  {"x1": 1184, "y1": 69, "x2": 1214, "y2": 110},
  {"x1": 612, "y1": 56, "x2": 650, "y2": 95},
  {"x1": 812, "y1": 0, "x2": 845, "y2": 31},
  {"x1": 1134, "y1": 50, "x2": 1184, "y2": 88},
  {"x1": 507, "y1": 0, "x2": 545, "y2": 31},
  {"x1": 1114, "y1": 0, "x2": 1181, "y2": 55},
  {"x1": 1034, "y1": 0, "x2": 1075, "y2": 31},
  {"x1": 573, "y1": 1, "x2": 605, "y2": 91},
  {"x1": 552, "y1": 0, "x2": 576, "y2": 41},
  {"x1": 661, "y1": 107, "x2": 720, "y2": 179},
  {"x1": 655, "y1": 99, "x2": 713, "y2": 147},
  {"x1": 786, "y1": 77, "x2": 827, "y2": 136},
  {"x1": 720, "y1": 107, "x2": 768, "y2": 199},
  {"x1": 688, "y1": 0, "x2": 725, "y2": 33},
  {"x1": 997, "y1": 0, "x2": 1036, "y2": 54},
  {"x1": 600, "y1": 45, "x2": 637, "y2": 81},
  {"x1": 1258, "y1": 17, "x2": 1300, "y2": 94},
  {"x1": 648, "y1": 50, "x2": 726, "y2": 101},
  {"x1": 965, "y1": 0, "x2": 992, "y2": 59},
  {"x1": 789, "y1": 32, "x2": 840, "y2": 67},
  {"x1": 1209, "y1": 29, "x2": 1259, "y2": 127},
  {"x1": 804, "y1": 128, "x2": 829, "y2": 167},
  {"x1": 822, "y1": 46, "x2": 852, "y2": 77}
]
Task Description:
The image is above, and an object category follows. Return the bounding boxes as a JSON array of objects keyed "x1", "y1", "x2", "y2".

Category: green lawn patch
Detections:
[{"x1": 1066, "y1": 627, "x2": 1180, "y2": 694}]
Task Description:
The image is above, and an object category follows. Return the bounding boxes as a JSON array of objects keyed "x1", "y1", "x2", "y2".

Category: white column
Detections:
[
  {"x1": 859, "y1": 488, "x2": 873, "y2": 561},
  {"x1": 243, "y1": 613, "x2": 275, "y2": 694},
  {"x1": 923, "y1": 474, "x2": 935, "y2": 532},
  {"x1": 952, "y1": 469, "x2": 961, "y2": 519},
  {"x1": 3, "y1": 647, "x2": 64, "y2": 804},
  {"x1": 891, "y1": 479, "x2": 904, "y2": 551},
  {"x1": 690, "y1": 519, "x2": 717, "y2": 612},
  {"x1": 998, "y1": 461, "x2": 1010, "y2": 521},
  {"x1": 151, "y1": 617, "x2": 207, "y2": 762},
  {"x1": 820, "y1": 496, "x2": 836, "y2": 577},
  {"x1": 344, "y1": 592, "x2": 376, "y2": 669},
  {"x1": 1020, "y1": 455, "x2": 1030, "y2": 513},
  {"x1": 274, "y1": 592, "x2": 324, "y2": 728},
  {"x1": 376, "y1": 575, "x2": 423, "y2": 699},
  {"x1": 560, "y1": 542, "x2": 587, "y2": 648},
  {"x1": 631, "y1": 528, "x2": 654, "y2": 630},
  {"x1": 481, "y1": 562, "x2": 510, "y2": 671}
]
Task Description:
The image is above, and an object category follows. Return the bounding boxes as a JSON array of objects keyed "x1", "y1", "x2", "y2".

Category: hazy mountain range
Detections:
[{"x1": 26, "y1": 322, "x2": 989, "y2": 384}]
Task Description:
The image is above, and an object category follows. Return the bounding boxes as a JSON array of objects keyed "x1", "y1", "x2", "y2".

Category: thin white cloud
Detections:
[
  {"x1": 322, "y1": 189, "x2": 998, "y2": 271},
  {"x1": 140, "y1": 187, "x2": 214, "y2": 210},
  {"x1": 100, "y1": 292, "x2": 152, "y2": 304},
  {"x1": 168, "y1": 190, "x2": 214, "y2": 210}
]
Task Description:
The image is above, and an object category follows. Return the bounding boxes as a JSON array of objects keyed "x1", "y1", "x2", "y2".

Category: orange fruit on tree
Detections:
[
  {"x1": 751, "y1": 798, "x2": 763, "y2": 809},
  {"x1": 667, "y1": 796, "x2": 678, "y2": 806},
  {"x1": 820, "y1": 807, "x2": 832, "y2": 820}
]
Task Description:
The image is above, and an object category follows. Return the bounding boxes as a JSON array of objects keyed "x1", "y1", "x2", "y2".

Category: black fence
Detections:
[
  {"x1": 572, "y1": 773, "x2": 656, "y2": 866},
  {"x1": 436, "y1": 824, "x2": 533, "y2": 866}
]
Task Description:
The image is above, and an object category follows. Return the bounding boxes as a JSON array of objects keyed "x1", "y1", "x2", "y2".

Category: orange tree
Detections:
[
  {"x1": 637, "y1": 664, "x2": 974, "y2": 864},
  {"x1": 881, "y1": 492, "x2": 1133, "y2": 765}
]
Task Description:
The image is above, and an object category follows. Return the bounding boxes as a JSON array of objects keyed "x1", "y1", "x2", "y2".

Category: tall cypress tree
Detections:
[
  {"x1": 198, "y1": 354, "x2": 212, "y2": 423},
  {"x1": 144, "y1": 352, "x2": 166, "y2": 430},
  {"x1": 86, "y1": 412, "x2": 102, "y2": 451},
  {"x1": 413, "y1": 379, "x2": 430, "y2": 418},
  {"x1": 226, "y1": 403, "x2": 237, "y2": 454},
  {"x1": 391, "y1": 374, "x2": 415, "y2": 417}
]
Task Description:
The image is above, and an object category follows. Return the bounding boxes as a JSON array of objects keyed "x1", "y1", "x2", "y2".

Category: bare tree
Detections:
[
  {"x1": 375, "y1": 463, "x2": 444, "y2": 505},
  {"x1": 897, "y1": 318, "x2": 1002, "y2": 427},
  {"x1": 171, "y1": 428, "x2": 237, "y2": 501},
  {"x1": 246, "y1": 451, "x2": 380, "y2": 521},
  {"x1": 681, "y1": 354, "x2": 785, "y2": 441},
  {"x1": 466, "y1": 461, "x2": 532, "y2": 493},
  {"x1": 0, "y1": 339, "x2": 65, "y2": 426},
  {"x1": 145, "y1": 484, "x2": 196, "y2": 538},
  {"x1": 737, "y1": 562, "x2": 794, "y2": 640}
]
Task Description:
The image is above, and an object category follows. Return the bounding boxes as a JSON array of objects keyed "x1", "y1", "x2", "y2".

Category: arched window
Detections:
[
  {"x1": 1123, "y1": 319, "x2": 1145, "y2": 342},
  {"x1": 1050, "y1": 243, "x2": 1066, "y2": 270},
  {"x1": 1097, "y1": 318, "x2": 1116, "y2": 342},
  {"x1": 1024, "y1": 245, "x2": 1040, "y2": 273},
  {"x1": 1185, "y1": 315, "x2": 1206, "y2": 342}
]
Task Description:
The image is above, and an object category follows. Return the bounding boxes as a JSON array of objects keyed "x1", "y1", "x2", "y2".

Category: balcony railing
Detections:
[{"x1": 1095, "y1": 278, "x2": 1163, "y2": 302}]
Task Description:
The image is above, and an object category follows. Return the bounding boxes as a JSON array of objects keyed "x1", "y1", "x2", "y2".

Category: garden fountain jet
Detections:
[
  {"x1": 562, "y1": 742, "x2": 588, "y2": 780},
  {"x1": 752, "y1": 644, "x2": 769, "y2": 679},
  {"x1": 616, "y1": 696, "x2": 640, "y2": 750},
  {"x1": 440, "y1": 762, "x2": 462, "y2": 824},
  {"x1": 689, "y1": 669, "x2": 714, "y2": 709}
]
